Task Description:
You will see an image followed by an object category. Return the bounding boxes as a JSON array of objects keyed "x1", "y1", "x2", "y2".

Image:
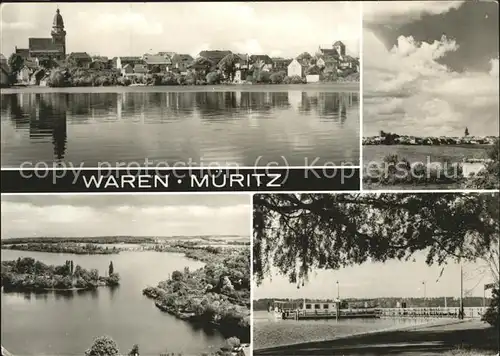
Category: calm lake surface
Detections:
[
  {"x1": 1, "y1": 249, "x2": 227, "y2": 356},
  {"x1": 253, "y1": 310, "x2": 442, "y2": 350},
  {"x1": 0, "y1": 85, "x2": 359, "y2": 167}
]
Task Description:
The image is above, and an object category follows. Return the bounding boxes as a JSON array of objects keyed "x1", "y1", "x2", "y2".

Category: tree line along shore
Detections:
[{"x1": 363, "y1": 131, "x2": 498, "y2": 146}]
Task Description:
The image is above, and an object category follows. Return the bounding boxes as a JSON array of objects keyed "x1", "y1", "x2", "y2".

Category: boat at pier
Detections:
[{"x1": 269, "y1": 299, "x2": 381, "y2": 320}]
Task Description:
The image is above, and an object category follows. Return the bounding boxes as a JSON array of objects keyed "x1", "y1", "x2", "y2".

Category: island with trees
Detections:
[
  {"x1": 1, "y1": 257, "x2": 120, "y2": 292},
  {"x1": 143, "y1": 248, "x2": 250, "y2": 342}
]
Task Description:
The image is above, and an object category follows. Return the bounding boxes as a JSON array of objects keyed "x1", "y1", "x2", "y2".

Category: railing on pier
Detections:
[{"x1": 379, "y1": 307, "x2": 487, "y2": 319}]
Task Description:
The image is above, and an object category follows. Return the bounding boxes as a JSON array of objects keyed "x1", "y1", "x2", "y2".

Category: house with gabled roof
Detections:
[
  {"x1": 197, "y1": 50, "x2": 232, "y2": 67},
  {"x1": 17, "y1": 59, "x2": 38, "y2": 83},
  {"x1": 143, "y1": 54, "x2": 171, "y2": 72},
  {"x1": 121, "y1": 63, "x2": 134, "y2": 76},
  {"x1": 67, "y1": 52, "x2": 92, "y2": 68},
  {"x1": 272, "y1": 57, "x2": 293, "y2": 71},
  {"x1": 249, "y1": 54, "x2": 273, "y2": 72},
  {"x1": 288, "y1": 58, "x2": 307, "y2": 78},
  {"x1": 15, "y1": 48, "x2": 30, "y2": 61},
  {"x1": 115, "y1": 56, "x2": 143, "y2": 70},
  {"x1": 170, "y1": 54, "x2": 194, "y2": 74},
  {"x1": 133, "y1": 64, "x2": 148, "y2": 75}
]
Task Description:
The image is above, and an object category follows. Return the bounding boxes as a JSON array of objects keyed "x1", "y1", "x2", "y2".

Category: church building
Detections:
[{"x1": 15, "y1": 8, "x2": 66, "y2": 61}]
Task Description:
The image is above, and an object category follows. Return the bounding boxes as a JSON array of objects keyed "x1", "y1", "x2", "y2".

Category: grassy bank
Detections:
[{"x1": 254, "y1": 320, "x2": 498, "y2": 355}]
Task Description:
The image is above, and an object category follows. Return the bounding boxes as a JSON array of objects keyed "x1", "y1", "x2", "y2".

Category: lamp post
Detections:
[{"x1": 459, "y1": 265, "x2": 464, "y2": 320}]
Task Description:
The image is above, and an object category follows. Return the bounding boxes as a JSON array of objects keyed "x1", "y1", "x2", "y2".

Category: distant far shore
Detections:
[
  {"x1": 363, "y1": 135, "x2": 498, "y2": 146},
  {"x1": 0, "y1": 82, "x2": 359, "y2": 94}
]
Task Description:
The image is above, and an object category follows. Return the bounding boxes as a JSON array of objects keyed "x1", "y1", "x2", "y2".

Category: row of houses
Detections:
[{"x1": 5, "y1": 40, "x2": 359, "y2": 85}]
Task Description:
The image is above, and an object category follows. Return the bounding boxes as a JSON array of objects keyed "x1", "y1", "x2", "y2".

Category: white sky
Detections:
[
  {"x1": 0, "y1": 2, "x2": 360, "y2": 59},
  {"x1": 1, "y1": 195, "x2": 251, "y2": 238},
  {"x1": 254, "y1": 254, "x2": 494, "y2": 299}
]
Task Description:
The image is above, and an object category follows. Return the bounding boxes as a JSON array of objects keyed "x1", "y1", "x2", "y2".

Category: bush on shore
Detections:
[{"x1": 481, "y1": 287, "x2": 499, "y2": 328}]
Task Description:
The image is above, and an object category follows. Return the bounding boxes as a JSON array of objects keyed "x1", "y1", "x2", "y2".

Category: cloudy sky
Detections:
[
  {"x1": 1, "y1": 194, "x2": 250, "y2": 238},
  {"x1": 0, "y1": 2, "x2": 360, "y2": 59},
  {"x1": 363, "y1": 1, "x2": 499, "y2": 137},
  {"x1": 255, "y1": 252, "x2": 494, "y2": 299}
]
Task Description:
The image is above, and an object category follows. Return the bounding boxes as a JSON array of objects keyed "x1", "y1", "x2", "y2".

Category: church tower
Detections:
[{"x1": 51, "y1": 8, "x2": 66, "y2": 58}]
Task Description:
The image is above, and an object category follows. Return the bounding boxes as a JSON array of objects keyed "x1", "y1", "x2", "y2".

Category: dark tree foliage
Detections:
[
  {"x1": 8, "y1": 53, "x2": 24, "y2": 74},
  {"x1": 85, "y1": 335, "x2": 120, "y2": 356},
  {"x1": 481, "y1": 287, "x2": 499, "y2": 328},
  {"x1": 128, "y1": 344, "x2": 139, "y2": 356},
  {"x1": 463, "y1": 138, "x2": 500, "y2": 189},
  {"x1": 109, "y1": 261, "x2": 114, "y2": 276},
  {"x1": 253, "y1": 193, "x2": 499, "y2": 286}
]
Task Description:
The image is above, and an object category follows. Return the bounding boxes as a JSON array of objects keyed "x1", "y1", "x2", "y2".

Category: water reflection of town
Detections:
[{"x1": 2, "y1": 91, "x2": 358, "y2": 161}]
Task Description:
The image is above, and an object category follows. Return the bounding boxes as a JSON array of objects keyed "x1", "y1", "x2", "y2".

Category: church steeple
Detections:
[{"x1": 51, "y1": 8, "x2": 66, "y2": 58}]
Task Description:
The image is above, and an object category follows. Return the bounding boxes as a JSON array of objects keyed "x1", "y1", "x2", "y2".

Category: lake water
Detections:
[
  {"x1": 253, "y1": 310, "x2": 442, "y2": 350},
  {"x1": 0, "y1": 86, "x2": 360, "y2": 167},
  {"x1": 1, "y1": 249, "x2": 227, "y2": 356}
]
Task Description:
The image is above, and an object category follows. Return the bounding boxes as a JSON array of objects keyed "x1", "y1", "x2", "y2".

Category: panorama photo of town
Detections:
[
  {"x1": 362, "y1": 1, "x2": 499, "y2": 190},
  {"x1": 0, "y1": 2, "x2": 360, "y2": 168}
]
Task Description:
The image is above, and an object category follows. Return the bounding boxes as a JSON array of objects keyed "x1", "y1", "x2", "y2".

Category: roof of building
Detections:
[
  {"x1": 15, "y1": 48, "x2": 30, "y2": 58},
  {"x1": 68, "y1": 52, "x2": 92, "y2": 61},
  {"x1": 171, "y1": 54, "x2": 194, "y2": 64},
  {"x1": 119, "y1": 56, "x2": 143, "y2": 62},
  {"x1": 134, "y1": 64, "x2": 147, "y2": 73},
  {"x1": 0, "y1": 54, "x2": 6, "y2": 62},
  {"x1": 289, "y1": 58, "x2": 307, "y2": 68},
  {"x1": 250, "y1": 54, "x2": 273, "y2": 64},
  {"x1": 234, "y1": 53, "x2": 249, "y2": 62},
  {"x1": 143, "y1": 54, "x2": 171, "y2": 65},
  {"x1": 319, "y1": 48, "x2": 339, "y2": 57},
  {"x1": 122, "y1": 63, "x2": 133, "y2": 70},
  {"x1": 29, "y1": 38, "x2": 64, "y2": 53},
  {"x1": 92, "y1": 56, "x2": 109, "y2": 62},
  {"x1": 198, "y1": 50, "x2": 232, "y2": 65}
]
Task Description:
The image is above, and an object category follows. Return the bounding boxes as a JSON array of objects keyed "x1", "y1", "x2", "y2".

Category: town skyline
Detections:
[{"x1": 1, "y1": 2, "x2": 361, "y2": 59}]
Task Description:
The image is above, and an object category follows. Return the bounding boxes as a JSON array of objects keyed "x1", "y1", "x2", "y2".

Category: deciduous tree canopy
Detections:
[{"x1": 253, "y1": 193, "x2": 499, "y2": 286}]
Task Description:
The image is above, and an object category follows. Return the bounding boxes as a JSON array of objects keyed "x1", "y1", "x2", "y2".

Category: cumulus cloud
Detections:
[
  {"x1": 363, "y1": 30, "x2": 499, "y2": 136},
  {"x1": 363, "y1": 1, "x2": 465, "y2": 25}
]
